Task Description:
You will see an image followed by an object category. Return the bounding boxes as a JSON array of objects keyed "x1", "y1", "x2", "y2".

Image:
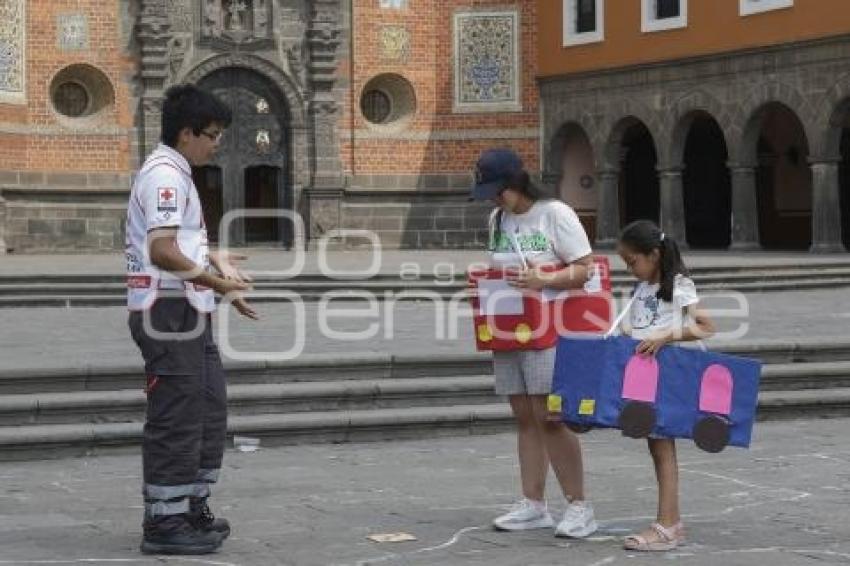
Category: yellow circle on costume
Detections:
[
  {"x1": 477, "y1": 324, "x2": 493, "y2": 342},
  {"x1": 515, "y1": 323, "x2": 532, "y2": 344}
]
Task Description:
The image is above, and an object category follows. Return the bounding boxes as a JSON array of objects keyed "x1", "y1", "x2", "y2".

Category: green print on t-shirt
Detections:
[{"x1": 491, "y1": 231, "x2": 550, "y2": 253}]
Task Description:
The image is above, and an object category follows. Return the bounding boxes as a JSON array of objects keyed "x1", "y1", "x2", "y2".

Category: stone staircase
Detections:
[
  {"x1": 1, "y1": 261, "x2": 850, "y2": 308},
  {"x1": 1, "y1": 339, "x2": 850, "y2": 461}
]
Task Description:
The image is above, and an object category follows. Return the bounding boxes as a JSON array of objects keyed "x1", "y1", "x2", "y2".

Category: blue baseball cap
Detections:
[{"x1": 470, "y1": 148, "x2": 524, "y2": 200}]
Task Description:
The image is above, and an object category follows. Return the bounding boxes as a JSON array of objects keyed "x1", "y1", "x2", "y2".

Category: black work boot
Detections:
[
  {"x1": 141, "y1": 513, "x2": 223, "y2": 555},
  {"x1": 188, "y1": 497, "x2": 231, "y2": 539}
]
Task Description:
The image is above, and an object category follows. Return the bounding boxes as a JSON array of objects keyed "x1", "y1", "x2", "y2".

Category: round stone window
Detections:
[
  {"x1": 49, "y1": 64, "x2": 115, "y2": 123},
  {"x1": 359, "y1": 74, "x2": 416, "y2": 129},
  {"x1": 361, "y1": 90, "x2": 392, "y2": 124},
  {"x1": 53, "y1": 82, "x2": 90, "y2": 117}
]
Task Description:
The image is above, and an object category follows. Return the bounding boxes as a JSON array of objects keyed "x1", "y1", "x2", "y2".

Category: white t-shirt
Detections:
[
  {"x1": 627, "y1": 274, "x2": 699, "y2": 340},
  {"x1": 488, "y1": 200, "x2": 592, "y2": 269},
  {"x1": 125, "y1": 144, "x2": 214, "y2": 312}
]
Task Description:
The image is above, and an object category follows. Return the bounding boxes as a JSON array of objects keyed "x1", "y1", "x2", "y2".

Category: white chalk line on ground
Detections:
[{"x1": 340, "y1": 525, "x2": 484, "y2": 566}]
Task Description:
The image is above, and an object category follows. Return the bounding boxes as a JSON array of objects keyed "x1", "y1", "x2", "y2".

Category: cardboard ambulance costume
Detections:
[
  {"x1": 469, "y1": 257, "x2": 613, "y2": 351},
  {"x1": 549, "y1": 335, "x2": 762, "y2": 452}
]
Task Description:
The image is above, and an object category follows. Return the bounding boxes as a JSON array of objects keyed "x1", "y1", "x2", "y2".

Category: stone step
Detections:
[
  {"x1": 2, "y1": 275, "x2": 850, "y2": 308},
  {"x1": 2, "y1": 387, "x2": 850, "y2": 461},
  {"x1": 1, "y1": 265, "x2": 850, "y2": 302},
  {"x1": 1, "y1": 360, "x2": 849, "y2": 427},
  {"x1": 1, "y1": 339, "x2": 850, "y2": 396},
  {"x1": 1, "y1": 260, "x2": 849, "y2": 284},
  {"x1": 0, "y1": 376, "x2": 499, "y2": 426}
]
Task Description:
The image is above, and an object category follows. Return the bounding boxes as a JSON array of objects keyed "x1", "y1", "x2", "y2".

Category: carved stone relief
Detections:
[
  {"x1": 57, "y1": 14, "x2": 89, "y2": 51},
  {"x1": 200, "y1": 0, "x2": 273, "y2": 48},
  {"x1": 166, "y1": 0, "x2": 193, "y2": 33},
  {"x1": 379, "y1": 25, "x2": 409, "y2": 63},
  {"x1": 278, "y1": 6, "x2": 308, "y2": 88},
  {"x1": 0, "y1": 0, "x2": 25, "y2": 102}
]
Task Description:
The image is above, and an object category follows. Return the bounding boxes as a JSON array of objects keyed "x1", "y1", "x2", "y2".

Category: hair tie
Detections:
[{"x1": 660, "y1": 232, "x2": 666, "y2": 242}]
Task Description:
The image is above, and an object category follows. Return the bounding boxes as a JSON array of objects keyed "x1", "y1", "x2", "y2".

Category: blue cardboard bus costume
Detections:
[{"x1": 549, "y1": 336, "x2": 761, "y2": 453}]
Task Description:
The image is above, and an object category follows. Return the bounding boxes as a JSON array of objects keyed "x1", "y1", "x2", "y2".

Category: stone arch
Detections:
[
  {"x1": 733, "y1": 82, "x2": 815, "y2": 165},
  {"x1": 816, "y1": 72, "x2": 850, "y2": 160},
  {"x1": 181, "y1": 53, "x2": 307, "y2": 129},
  {"x1": 606, "y1": 115, "x2": 661, "y2": 226},
  {"x1": 550, "y1": 121, "x2": 598, "y2": 238},
  {"x1": 548, "y1": 118, "x2": 597, "y2": 171},
  {"x1": 601, "y1": 100, "x2": 662, "y2": 169},
  {"x1": 666, "y1": 90, "x2": 731, "y2": 166}
]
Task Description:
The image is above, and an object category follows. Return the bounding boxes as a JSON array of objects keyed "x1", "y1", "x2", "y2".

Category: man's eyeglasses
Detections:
[{"x1": 200, "y1": 129, "x2": 224, "y2": 143}]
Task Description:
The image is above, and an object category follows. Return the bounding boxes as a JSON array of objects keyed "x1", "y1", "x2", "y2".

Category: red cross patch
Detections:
[{"x1": 157, "y1": 187, "x2": 178, "y2": 211}]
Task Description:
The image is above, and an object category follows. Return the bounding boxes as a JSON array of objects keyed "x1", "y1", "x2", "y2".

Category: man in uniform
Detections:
[{"x1": 126, "y1": 84, "x2": 258, "y2": 555}]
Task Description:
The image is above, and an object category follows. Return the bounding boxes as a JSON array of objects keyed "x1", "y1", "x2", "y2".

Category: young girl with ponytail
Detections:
[{"x1": 616, "y1": 220, "x2": 716, "y2": 552}]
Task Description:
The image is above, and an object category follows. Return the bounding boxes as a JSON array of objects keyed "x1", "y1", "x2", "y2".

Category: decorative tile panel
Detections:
[
  {"x1": 453, "y1": 10, "x2": 521, "y2": 113},
  {"x1": 379, "y1": 25, "x2": 410, "y2": 62},
  {"x1": 0, "y1": 0, "x2": 25, "y2": 104},
  {"x1": 57, "y1": 14, "x2": 89, "y2": 51}
]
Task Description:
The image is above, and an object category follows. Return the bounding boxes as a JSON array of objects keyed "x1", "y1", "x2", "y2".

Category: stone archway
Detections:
[
  {"x1": 680, "y1": 112, "x2": 731, "y2": 248},
  {"x1": 196, "y1": 66, "x2": 293, "y2": 246},
  {"x1": 613, "y1": 118, "x2": 660, "y2": 227},
  {"x1": 742, "y1": 102, "x2": 813, "y2": 250},
  {"x1": 552, "y1": 122, "x2": 598, "y2": 240}
]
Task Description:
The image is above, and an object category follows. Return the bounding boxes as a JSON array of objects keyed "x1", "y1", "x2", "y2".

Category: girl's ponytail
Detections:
[{"x1": 657, "y1": 234, "x2": 688, "y2": 302}]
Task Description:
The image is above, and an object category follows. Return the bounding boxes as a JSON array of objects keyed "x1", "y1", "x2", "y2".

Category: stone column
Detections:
[
  {"x1": 0, "y1": 193, "x2": 8, "y2": 254},
  {"x1": 810, "y1": 158, "x2": 845, "y2": 253},
  {"x1": 658, "y1": 166, "x2": 687, "y2": 247},
  {"x1": 728, "y1": 163, "x2": 761, "y2": 250},
  {"x1": 307, "y1": 0, "x2": 343, "y2": 189},
  {"x1": 136, "y1": 0, "x2": 172, "y2": 158},
  {"x1": 594, "y1": 167, "x2": 620, "y2": 248},
  {"x1": 305, "y1": 0, "x2": 344, "y2": 246}
]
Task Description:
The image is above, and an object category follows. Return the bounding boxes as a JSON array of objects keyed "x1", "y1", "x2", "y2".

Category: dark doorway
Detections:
[
  {"x1": 752, "y1": 103, "x2": 812, "y2": 249},
  {"x1": 192, "y1": 166, "x2": 224, "y2": 243},
  {"x1": 244, "y1": 166, "x2": 280, "y2": 243},
  {"x1": 619, "y1": 122, "x2": 660, "y2": 226},
  {"x1": 197, "y1": 67, "x2": 291, "y2": 246},
  {"x1": 840, "y1": 127, "x2": 850, "y2": 250},
  {"x1": 683, "y1": 115, "x2": 731, "y2": 248}
]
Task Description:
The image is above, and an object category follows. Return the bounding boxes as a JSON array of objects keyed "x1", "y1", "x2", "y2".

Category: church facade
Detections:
[{"x1": 0, "y1": 0, "x2": 538, "y2": 252}]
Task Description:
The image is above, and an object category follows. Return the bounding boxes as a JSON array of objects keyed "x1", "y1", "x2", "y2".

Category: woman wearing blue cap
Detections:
[{"x1": 471, "y1": 148, "x2": 598, "y2": 538}]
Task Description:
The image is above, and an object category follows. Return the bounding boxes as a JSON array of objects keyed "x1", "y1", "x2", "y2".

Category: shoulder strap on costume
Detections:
[{"x1": 487, "y1": 208, "x2": 504, "y2": 251}]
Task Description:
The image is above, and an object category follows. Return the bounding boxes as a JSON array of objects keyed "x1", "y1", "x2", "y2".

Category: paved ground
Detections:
[
  {"x1": 0, "y1": 287, "x2": 848, "y2": 371},
  {"x1": 0, "y1": 417, "x2": 848, "y2": 565}
]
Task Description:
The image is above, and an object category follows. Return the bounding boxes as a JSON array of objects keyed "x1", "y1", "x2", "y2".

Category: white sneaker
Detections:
[
  {"x1": 493, "y1": 498, "x2": 555, "y2": 531},
  {"x1": 554, "y1": 500, "x2": 598, "y2": 538}
]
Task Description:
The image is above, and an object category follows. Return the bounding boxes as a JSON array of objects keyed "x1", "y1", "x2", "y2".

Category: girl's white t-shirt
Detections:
[
  {"x1": 488, "y1": 199, "x2": 592, "y2": 269},
  {"x1": 627, "y1": 274, "x2": 699, "y2": 340}
]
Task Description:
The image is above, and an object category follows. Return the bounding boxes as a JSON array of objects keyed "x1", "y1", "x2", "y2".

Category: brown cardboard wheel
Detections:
[
  {"x1": 619, "y1": 401, "x2": 656, "y2": 438},
  {"x1": 693, "y1": 415, "x2": 730, "y2": 453},
  {"x1": 566, "y1": 422, "x2": 594, "y2": 434}
]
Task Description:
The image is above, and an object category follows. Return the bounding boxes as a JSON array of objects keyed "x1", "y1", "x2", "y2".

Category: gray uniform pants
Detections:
[{"x1": 128, "y1": 297, "x2": 227, "y2": 517}]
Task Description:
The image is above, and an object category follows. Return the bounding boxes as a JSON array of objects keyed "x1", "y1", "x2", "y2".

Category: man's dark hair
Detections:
[{"x1": 160, "y1": 84, "x2": 232, "y2": 148}]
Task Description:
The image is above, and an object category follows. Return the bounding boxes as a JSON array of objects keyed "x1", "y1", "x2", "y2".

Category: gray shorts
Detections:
[{"x1": 493, "y1": 348, "x2": 557, "y2": 396}]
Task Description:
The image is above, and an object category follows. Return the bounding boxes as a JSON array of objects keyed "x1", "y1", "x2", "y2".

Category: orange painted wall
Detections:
[{"x1": 538, "y1": 0, "x2": 850, "y2": 77}]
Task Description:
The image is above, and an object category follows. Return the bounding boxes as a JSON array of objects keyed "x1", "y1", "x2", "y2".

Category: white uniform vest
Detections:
[{"x1": 125, "y1": 144, "x2": 215, "y2": 312}]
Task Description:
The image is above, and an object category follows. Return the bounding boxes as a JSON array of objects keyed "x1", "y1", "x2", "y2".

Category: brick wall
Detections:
[
  {"x1": 341, "y1": 0, "x2": 540, "y2": 178},
  {"x1": 0, "y1": 0, "x2": 135, "y2": 175}
]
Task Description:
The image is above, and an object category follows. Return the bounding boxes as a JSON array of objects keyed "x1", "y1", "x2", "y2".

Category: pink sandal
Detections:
[{"x1": 623, "y1": 522, "x2": 685, "y2": 551}]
